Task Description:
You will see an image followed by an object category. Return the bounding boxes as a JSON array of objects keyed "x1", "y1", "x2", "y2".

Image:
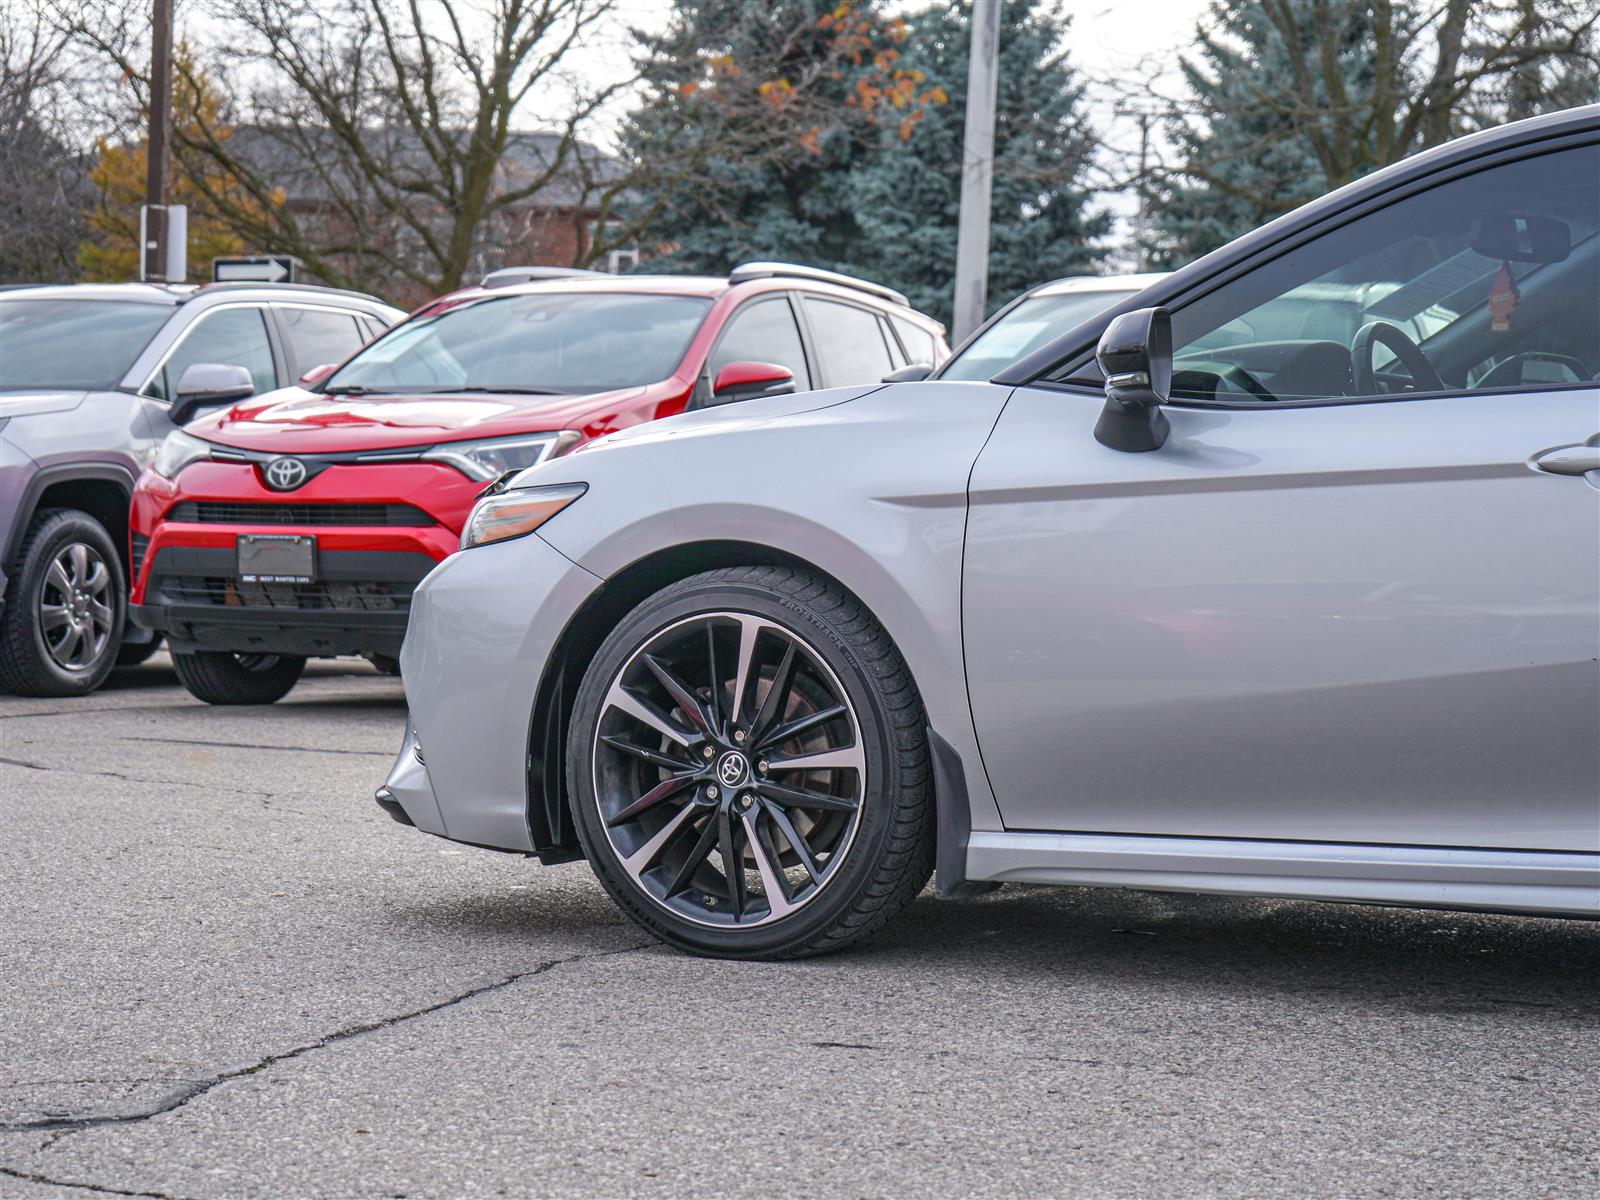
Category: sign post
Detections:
[{"x1": 211, "y1": 256, "x2": 297, "y2": 284}]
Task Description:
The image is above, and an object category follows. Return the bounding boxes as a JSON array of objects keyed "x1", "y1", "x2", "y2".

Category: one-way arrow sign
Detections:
[{"x1": 212, "y1": 255, "x2": 296, "y2": 284}]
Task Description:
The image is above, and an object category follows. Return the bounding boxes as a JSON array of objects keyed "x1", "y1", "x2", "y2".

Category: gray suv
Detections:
[{"x1": 0, "y1": 282, "x2": 404, "y2": 696}]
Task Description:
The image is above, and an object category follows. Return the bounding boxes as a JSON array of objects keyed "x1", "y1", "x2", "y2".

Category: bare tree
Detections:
[
  {"x1": 0, "y1": 3, "x2": 90, "y2": 281},
  {"x1": 1254, "y1": 0, "x2": 1598, "y2": 188},
  {"x1": 68, "y1": 0, "x2": 624, "y2": 302}
]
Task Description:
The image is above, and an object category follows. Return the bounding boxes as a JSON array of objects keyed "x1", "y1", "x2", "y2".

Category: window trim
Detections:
[
  {"x1": 138, "y1": 302, "x2": 280, "y2": 403},
  {"x1": 1003, "y1": 128, "x2": 1600, "y2": 398}
]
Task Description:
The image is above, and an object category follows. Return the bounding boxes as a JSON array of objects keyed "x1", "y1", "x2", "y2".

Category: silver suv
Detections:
[{"x1": 0, "y1": 282, "x2": 405, "y2": 696}]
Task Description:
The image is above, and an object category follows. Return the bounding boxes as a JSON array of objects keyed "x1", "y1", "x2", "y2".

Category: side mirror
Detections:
[
  {"x1": 299, "y1": 362, "x2": 338, "y2": 388},
  {"x1": 883, "y1": 363, "x2": 932, "y2": 383},
  {"x1": 171, "y1": 362, "x2": 255, "y2": 425},
  {"x1": 1093, "y1": 307, "x2": 1173, "y2": 452},
  {"x1": 1470, "y1": 212, "x2": 1570, "y2": 264},
  {"x1": 711, "y1": 360, "x2": 796, "y2": 404}
]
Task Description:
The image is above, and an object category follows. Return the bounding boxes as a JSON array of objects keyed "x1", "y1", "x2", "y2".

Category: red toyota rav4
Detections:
[{"x1": 129, "y1": 263, "x2": 947, "y2": 704}]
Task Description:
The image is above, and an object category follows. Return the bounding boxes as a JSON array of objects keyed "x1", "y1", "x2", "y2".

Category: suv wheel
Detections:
[
  {"x1": 0, "y1": 509, "x2": 126, "y2": 697},
  {"x1": 171, "y1": 651, "x2": 306, "y2": 705},
  {"x1": 569, "y1": 566, "x2": 935, "y2": 959}
]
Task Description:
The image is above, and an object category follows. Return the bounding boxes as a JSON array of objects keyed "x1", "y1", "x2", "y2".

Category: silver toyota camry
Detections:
[{"x1": 382, "y1": 106, "x2": 1600, "y2": 958}]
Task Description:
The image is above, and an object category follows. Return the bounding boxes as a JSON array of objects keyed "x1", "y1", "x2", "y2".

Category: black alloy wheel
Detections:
[{"x1": 569, "y1": 567, "x2": 934, "y2": 959}]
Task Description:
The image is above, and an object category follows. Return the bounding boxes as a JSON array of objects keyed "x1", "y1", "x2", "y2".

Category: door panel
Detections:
[{"x1": 963, "y1": 386, "x2": 1599, "y2": 851}]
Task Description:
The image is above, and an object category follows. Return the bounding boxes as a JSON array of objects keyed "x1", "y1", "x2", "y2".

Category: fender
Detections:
[{"x1": 3, "y1": 462, "x2": 136, "y2": 571}]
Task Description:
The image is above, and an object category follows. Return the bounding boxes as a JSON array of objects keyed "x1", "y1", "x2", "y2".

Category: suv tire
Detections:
[
  {"x1": 569, "y1": 566, "x2": 935, "y2": 959},
  {"x1": 0, "y1": 508, "x2": 126, "y2": 697},
  {"x1": 171, "y1": 651, "x2": 306, "y2": 705}
]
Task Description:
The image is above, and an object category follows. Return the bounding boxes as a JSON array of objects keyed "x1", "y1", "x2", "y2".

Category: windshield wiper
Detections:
[
  {"x1": 408, "y1": 385, "x2": 568, "y2": 396},
  {"x1": 321, "y1": 384, "x2": 393, "y2": 395}
]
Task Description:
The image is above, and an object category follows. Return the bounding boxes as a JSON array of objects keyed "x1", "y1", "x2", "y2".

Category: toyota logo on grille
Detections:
[{"x1": 264, "y1": 457, "x2": 309, "y2": 491}]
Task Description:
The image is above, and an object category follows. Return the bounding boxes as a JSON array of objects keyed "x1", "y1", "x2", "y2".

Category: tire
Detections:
[
  {"x1": 0, "y1": 508, "x2": 126, "y2": 697},
  {"x1": 170, "y1": 650, "x2": 306, "y2": 705},
  {"x1": 115, "y1": 634, "x2": 164, "y2": 667},
  {"x1": 568, "y1": 566, "x2": 934, "y2": 959}
]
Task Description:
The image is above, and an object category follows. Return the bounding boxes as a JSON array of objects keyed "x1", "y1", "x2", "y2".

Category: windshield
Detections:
[
  {"x1": 0, "y1": 299, "x2": 172, "y2": 392},
  {"x1": 940, "y1": 290, "x2": 1135, "y2": 381},
  {"x1": 324, "y1": 292, "x2": 713, "y2": 394}
]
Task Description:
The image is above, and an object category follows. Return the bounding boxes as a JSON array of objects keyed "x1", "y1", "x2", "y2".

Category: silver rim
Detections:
[
  {"x1": 592, "y1": 611, "x2": 866, "y2": 930},
  {"x1": 39, "y1": 542, "x2": 115, "y2": 673}
]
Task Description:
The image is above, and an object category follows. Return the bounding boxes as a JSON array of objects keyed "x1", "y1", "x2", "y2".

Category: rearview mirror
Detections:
[
  {"x1": 1470, "y1": 212, "x2": 1571, "y2": 264},
  {"x1": 1093, "y1": 306, "x2": 1172, "y2": 452},
  {"x1": 883, "y1": 363, "x2": 932, "y2": 383},
  {"x1": 171, "y1": 362, "x2": 255, "y2": 425},
  {"x1": 710, "y1": 360, "x2": 796, "y2": 404}
]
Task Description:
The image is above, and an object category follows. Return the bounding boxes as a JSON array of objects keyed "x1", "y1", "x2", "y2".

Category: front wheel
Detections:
[
  {"x1": 0, "y1": 508, "x2": 126, "y2": 697},
  {"x1": 171, "y1": 650, "x2": 306, "y2": 705},
  {"x1": 568, "y1": 566, "x2": 934, "y2": 959}
]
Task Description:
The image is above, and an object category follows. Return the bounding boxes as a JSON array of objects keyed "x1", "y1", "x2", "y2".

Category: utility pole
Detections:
[
  {"x1": 142, "y1": 0, "x2": 176, "y2": 281},
  {"x1": 951, "y1": 0, "x2": 1000, "y2": 343},
  {"x1": 1133, "y1": 110, "x2": 1150, "y2": 272}
]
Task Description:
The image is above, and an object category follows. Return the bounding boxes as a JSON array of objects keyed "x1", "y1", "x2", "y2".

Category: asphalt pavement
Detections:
[{"x1": 3, "y1": 653, "x2": 1597, "y2": 1199}]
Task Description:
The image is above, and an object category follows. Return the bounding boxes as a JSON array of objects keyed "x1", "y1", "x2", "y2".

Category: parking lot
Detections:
[{"x1": 0, "y1": 655, "x2": 1594, "y2": 1198}]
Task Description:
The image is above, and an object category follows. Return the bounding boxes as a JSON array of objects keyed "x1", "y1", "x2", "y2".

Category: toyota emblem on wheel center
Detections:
[
  {"x1": 264, "y1": 457, "x2": 309, "y2": 491},
  {"x1": 716, "y1": 751, "x2": 749, "y2": 788}
]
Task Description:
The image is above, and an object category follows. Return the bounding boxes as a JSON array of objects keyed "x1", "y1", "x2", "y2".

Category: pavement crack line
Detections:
[
  {"x1": 0, "y1": 1164, "x2": 180, "y2": 1199},
  {"x1": 0, "y1": 756, "x2": 277, "y2": 802},
  {"x1": 0, "y1": 944, "x2": 648, "y2": 1137},
  {"x1": 121, "y1": 735, "x2": 393, "y2": 758}
]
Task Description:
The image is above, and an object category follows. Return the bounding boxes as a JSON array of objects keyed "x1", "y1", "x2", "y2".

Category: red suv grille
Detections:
[
  {"x1": 161, "y1": 576, "x2": 414, "y2": 611},
  {"x1": 167, "y1": 501, "x2": 433, "y2": 527}
]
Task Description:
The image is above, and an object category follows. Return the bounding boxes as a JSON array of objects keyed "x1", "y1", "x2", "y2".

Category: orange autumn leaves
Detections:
[{"x1": 675, "y1": 3, "x2": 946, "y2": 154}]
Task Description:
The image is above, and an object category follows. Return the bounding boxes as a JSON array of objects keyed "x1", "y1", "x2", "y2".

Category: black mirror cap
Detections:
[
  {"x1": 1093, "y1": 306, "x2": 1173, "y2": 453},
  {"x1": 883, "y1": 363, "x2": 932, "y2": 383}
]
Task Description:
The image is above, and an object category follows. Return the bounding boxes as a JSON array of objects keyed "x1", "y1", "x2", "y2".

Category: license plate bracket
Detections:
[{"x1": 237, "y1": 534, "x2": 316, "y2": 583}]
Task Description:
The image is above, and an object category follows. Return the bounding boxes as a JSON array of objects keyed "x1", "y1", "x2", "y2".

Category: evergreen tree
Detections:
[
  {"x1": 846, "y1": 0, "x2": 1107, "y2": 321},
  {"x1": 616, "y1": 0, "x2": 1107, "y2": 323},
  {"x1": 1150, "y1": 0, "x2": 1600, "y2": 265},
  {"x1": 615, "y1": 0, "x2": 936, "y2": 275}
]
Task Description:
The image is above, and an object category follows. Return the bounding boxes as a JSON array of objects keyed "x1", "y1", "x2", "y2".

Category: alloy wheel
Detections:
[
  {"x1": 592, "y1": 612, "x2": 867, "y2": 929},
  {"x1": 39, "y1": 542, "x2": 115, "y2": 673}
]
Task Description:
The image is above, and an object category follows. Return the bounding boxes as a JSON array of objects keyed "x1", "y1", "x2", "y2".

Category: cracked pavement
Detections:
[{"x1": 3, "y1": 654, "x2": 1598, "y2": 1198}]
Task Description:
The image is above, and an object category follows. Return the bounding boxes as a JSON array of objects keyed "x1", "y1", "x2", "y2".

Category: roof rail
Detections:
[
  {"x1": 728, "y1": 261, "x2": 909, "y2": 308},
  {"x1": 482, "y1": 265, "x2": 607, "y2": 288},
  {"x1": 190, "y1": 281, "x2": 391, "y2": 306}
]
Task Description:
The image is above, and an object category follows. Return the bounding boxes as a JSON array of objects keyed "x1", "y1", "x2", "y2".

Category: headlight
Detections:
[
  {"x1": 460, "y1": 483, "x2": 587, "y2": 550},
  {"x1": 152, "y1": 430, "x2": 213, "y2": 479},
  {"x1": 424, "y1": 431, "x2": 577, "y2": 482}
]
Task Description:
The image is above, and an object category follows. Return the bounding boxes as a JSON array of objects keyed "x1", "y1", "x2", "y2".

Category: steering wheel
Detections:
[{"x1": 1350, "y1": 321, "x2": 1444, "y2": 396}]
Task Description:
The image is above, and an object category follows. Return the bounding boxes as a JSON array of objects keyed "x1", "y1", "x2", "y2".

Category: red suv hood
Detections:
[{"x1": 187, "y1": 384, "x2": 660, "y2": 453}]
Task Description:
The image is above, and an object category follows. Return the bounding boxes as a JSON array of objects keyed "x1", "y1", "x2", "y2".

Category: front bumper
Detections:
[
  {"x1": 380, "y1": 531, "x2": 603, "y2": 851},
  {"x1": 130, "y1": 460, "x2": 476, "y2": 657}
]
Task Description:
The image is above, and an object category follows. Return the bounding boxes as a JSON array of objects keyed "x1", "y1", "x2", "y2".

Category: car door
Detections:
[
  {"x1": 962, "y1": 141, "x2": 1600, "y2": 853},
  {"x1": 143, "y1": 304, "x2": 278, "y2": 411},
  {"x1": 701, "y1": 294, "x2": 813, "y2": 405}
]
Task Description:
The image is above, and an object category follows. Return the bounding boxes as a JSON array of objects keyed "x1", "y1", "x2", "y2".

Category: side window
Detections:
[
  {"x1": 1161, "y1": 144, "x2": 1599, "y2": 403},
  {"x1": 279, "y1": 307, "x2": 366, "y2": 379},
  {"x1": 891, "y1": 315, "x2": 938, "y2": 366},
  {"x1": 804, "y1": 297, "x2": 896, "y2": 386},
  {"x1": 147, "y1": 307, "x2": 276, "y2": 401},
  {"x1": 710, "y1": 297, "x2": 811, "y2": 390}
]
